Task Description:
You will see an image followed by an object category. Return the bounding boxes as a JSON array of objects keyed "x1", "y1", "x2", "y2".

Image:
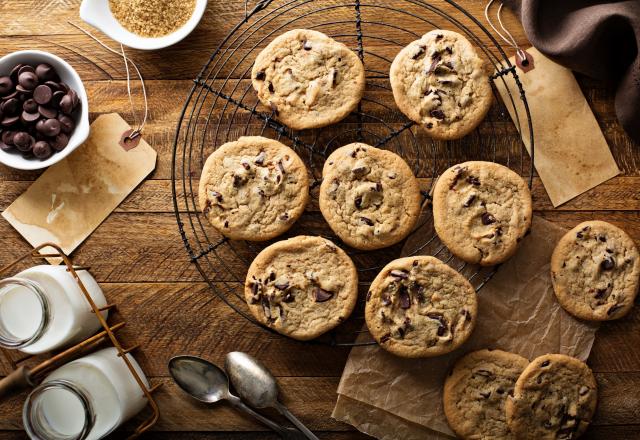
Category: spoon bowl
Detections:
[{"x1": 168, "y1": 355, "x2": 229, "y2": 404}]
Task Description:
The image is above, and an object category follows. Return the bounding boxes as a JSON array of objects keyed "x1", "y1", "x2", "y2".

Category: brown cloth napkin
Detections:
[{"x1": 505, "y1": 0, "x2": 640, "y2": 143}]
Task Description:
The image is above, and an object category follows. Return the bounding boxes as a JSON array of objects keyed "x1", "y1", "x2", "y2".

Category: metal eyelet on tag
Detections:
[
  {"x1": 516, "y1": 50, "x2": 535, "y2": 73},
  {"x1": 120, "y1": 129, "x2": 141, "y2": 151}
]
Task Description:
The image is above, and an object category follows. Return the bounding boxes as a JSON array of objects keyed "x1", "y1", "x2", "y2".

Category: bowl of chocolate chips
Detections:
[{"x1": 0, "y1": 50, "x2": 89, "y2": 170}]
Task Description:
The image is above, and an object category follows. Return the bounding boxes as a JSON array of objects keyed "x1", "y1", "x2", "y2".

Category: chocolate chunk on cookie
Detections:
[
  {"x1": 244, "y1": 236, "x2": 358, "y2": 340},
  {"x1": 390, "y1": 29, "x2": 492, "y2": 140},
  {"x1": 319, "y1": 143, "x2": 422, "y2": 250},
  {"x1": 432, "y1": 161, "x2": 532, "y2": 266},
  {"x1": 506, "y1": 354, "x2": 598, "y2": 440},
  {"x1": 198, "y1": 136, "x2": 309, "y2": 241},
  {"x1": 251, "y1": 29, "x2": 365, "y2": 130},
  {"x1": 444, "y1": 349, "x2": 529, "y2": 440},
  {"x1": 551, "y1": 220, "x2": 640, "y2": 321},
  {"x1": 365, "y1": 256, "x2": 477, "y2": 358}
]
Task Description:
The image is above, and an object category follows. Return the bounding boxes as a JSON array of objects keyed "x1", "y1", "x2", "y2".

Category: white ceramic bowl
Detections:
[
  {"x1": 80, "y1": 0, "x2": 208, "y2": 51},
  {"x1": 0, "y1": 50, "x2": 90, "y2": 171}
]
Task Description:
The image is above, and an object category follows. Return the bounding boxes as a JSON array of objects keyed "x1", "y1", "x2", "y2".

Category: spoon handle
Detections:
[
  {"x1": 274, "y1": 401, "x2": 320, "y2": 440},
  {"x1": 227, "y1": 395, "x2": 288, "y2": 437}
]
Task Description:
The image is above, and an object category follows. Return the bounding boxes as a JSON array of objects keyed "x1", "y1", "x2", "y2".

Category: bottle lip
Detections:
[
  {"x1": 0, "y1": 277, "x2": 50, "y2": 349},
  {"x1": 23, "y1": 379, "x2": 95, "y2": 440}
]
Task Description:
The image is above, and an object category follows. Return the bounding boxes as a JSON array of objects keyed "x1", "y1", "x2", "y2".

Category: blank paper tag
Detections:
[
  {"x1": 494, "y1": 47, "x2": 619, "y2": 207},
  {"x1": 2, "y1": 114, "x2": 156, "y2": 261}
]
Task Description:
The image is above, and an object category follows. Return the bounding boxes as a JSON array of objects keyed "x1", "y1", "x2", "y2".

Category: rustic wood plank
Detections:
[{"x1": 0, "y1": 373, "x2": 639, "y2": 433}]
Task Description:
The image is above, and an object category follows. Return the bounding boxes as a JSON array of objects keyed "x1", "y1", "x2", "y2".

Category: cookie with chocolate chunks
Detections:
[
  {"x1": 551, "y1": 220, "x2": 640, "y2": 321},
  {"x1": 365, "y1": 256, "x2": 477, "y2": 358},
  {"x1": 244, "y1": 236, "x2": 358, "y2": 340},
  {"x1": 432, "y1": 161, "x2": 532, "y2": 266},
  {"x1": 319, "y1": 143, "x2": 422, "y2": 250},
  {"x1": 506, "y1": 354, "x2": 598, "y2": 440},
  {"x1": 444, "y1": 349, "x2": 529, "y2": 440},
  {"x1": 198, "y1": 136, "x2": 309, "y2": 241},
  {"x1": 390, "y1": 29, "x2": 492, "y2": 140},
  {"x1": 251, "y1": 29, "x2": 365, "y2": 130}
]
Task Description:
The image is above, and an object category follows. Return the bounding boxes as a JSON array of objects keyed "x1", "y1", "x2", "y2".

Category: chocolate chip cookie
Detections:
[
  {"x1": 432, "y1": 161, "x2": 532, "y2": 266},
  {"x1": 365, "y1": 256, "x2": 477, "y2": 358},
  {"x1": 390, "y1": 29, "x2": 493, "y2": 140},
  {"x1": 319, "y1": 143, "x2": 422, "y2": 250},
  {"x1": 506, "y1": 354, "x2": 598, "y2": 440},
  {"x1": 199, "y1": 136, "x2": 309, "y2": 241},
  {"x1": 244, "y1": 236, "x2": 358, "y2": 340},
  {"x1": 444, "y1": 349, "x2": 529, "y2": 440},
  {"x1": 252, "y1": 29, "x2": 365, "y2": 130},
  {"x1": 551, "y1": 220, "x2": 640, "y2": 321}
]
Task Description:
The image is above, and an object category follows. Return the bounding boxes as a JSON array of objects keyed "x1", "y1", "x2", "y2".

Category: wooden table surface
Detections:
[{"x1": 1, "y1": 0, "x2": 640, "y2": 439}]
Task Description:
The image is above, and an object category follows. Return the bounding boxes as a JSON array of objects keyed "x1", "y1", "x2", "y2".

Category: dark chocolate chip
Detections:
[
  {"x1": 13, "y1": 132, "x2": 34, "y2": 152},
  {"x1": 598, "y1": 235, "x2": 607, "y2": 242},
  {"x1": 390, "y1": 270, "x2": 409, "y2": 279},
  {"x1": 426, "y1": 122, "x2": 433, "y2": 129},
  {"x1": 23, "y1": 98, "x2": 37, "y2": 113},
  {"x1": 267, "y1": 83, "x2": 274, "y2": 93},
  {"x1": 0, "y1": 141, "x2": 12, "y2": 151},
  {"x1": 411, "y1": 45, "x2": 426, "y2": 59},
  {"x1": 360, "y1": 216, "x2": 374, "y2": 226},
  {"x1": 435, "y1": 34, "x2": 443, "y2": 40},
  {"x1": 59, "y1": 95, "x2": 74, "y2": 114},
  {"x1": 430, "y1": 109, "x2": 445, "y2": 120},
  {"x1": 1, "y1": 98, "x2": 20, "y2": 115},
  {"x1": 0, "y1": 76, "x2": 13, "y2": 95},
  {"x1": 38, "y1": 105, "x2": 57, "y2": 119},
  {"x1": 463, "y1": 195, "x2": 476, "y2": 207},
  {"x1": 354, "y1": 196, "x2": 362, "y2": 209},
  {"x1": 481, "y1": 212, "x2": 496, "y2": 225},
  {"x1": 479, "y1": 391, "x2": 491, "y2": 399},
  {"x1": 33, "y1": 85, "x2": 52, "y2": 105},
  {"x1": 541, "y1": 360, "x2": 550, "y2": 367},
  {"x1": 20, "y1": 111, "x2": 40, "y2": 124},
  {"x1": 600, "y1": 256, "x2": 615, "y2": 271},
  {"x1": 466, "y1": 175, "x2": 480, "y2": 186},
  {"x1": 1, "y1": 116, "x2": 19, "y2": 127},
  {"x1": 1, "y1": 130, "x2": 14, "y2": 145},
  {"x1": 380, "y1": 333, "x2": 391, "y2": 343},
  {"x1": 33, "y1": 140, "x2": 52, "y2": 159},
  {"x1": 51, "y1": 90, "x2": 65, "y2": 108},
  {"x1": 303, "y1": 40, "x2": 312, "y2": 50},
  {"x1": 58, "y1": 114, "x2": 74, "y2": 134},
  {"x1": 279, "y1": 212, "x2": 289, "y2": 221},
  {"x1": 398, "y1": 286, "x2": 411, "y2": 309},
  {"x1": 18, "y1": 72, "x2": 38, "y2": 90},
  {"x1": 18, "y1": 65, "x2": 35, "y2": 76},
  {"x1": 313, "y1": 287, "x2": 333, "y2": 302},
  {"x1": 255, "y1": 71, "x2": 266, "y2": 81},
  {"x1": 42, "y1": 118, "x2": 61, "y2": 137},
  {"x1": 274, "y1": 280, "x2": 289, "y2": 290}
]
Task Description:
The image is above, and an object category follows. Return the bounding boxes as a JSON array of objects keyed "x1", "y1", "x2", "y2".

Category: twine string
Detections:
[
  {"x1": 484, "y1": 0, "x2": 528, "y2": 65},
  {"x1": 68, "y1": 21, "x2": 148, "y2": 139}
]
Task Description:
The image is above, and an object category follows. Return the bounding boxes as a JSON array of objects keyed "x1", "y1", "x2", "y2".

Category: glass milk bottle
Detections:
[
  {"x1": 23, "y1": 347, "x2": 149, "y2": 440},
  {"x1": 0, "y1": 265, "x2": 108, "y2": 354}
]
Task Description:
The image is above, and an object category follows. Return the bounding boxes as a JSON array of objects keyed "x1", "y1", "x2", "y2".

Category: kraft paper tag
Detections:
[
  {"x1": 332, "y1": 217, "x2": 599, "y2": 439},
  {"x1": 494, "y1": 47, "x2": 619, "y2": 207},
  {"x1": 2, "y1": 113, "x2": 156, "y2": 261}
]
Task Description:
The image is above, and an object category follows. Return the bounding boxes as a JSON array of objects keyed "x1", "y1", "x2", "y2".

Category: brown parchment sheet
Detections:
[
  {"x1": 494, "y1": 47, "x2": 619, "y2": 207},
  {"x1": 2, "y1": 113, "x2": 156, "y2": 261},
  {"x1": 333, "y1": 216, "x2": 599, "y2": 439}
]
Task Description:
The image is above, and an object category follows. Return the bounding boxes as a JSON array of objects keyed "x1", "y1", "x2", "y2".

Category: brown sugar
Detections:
[{"x1": 109, "y1": 0, "x2": 197, "y2": 38}]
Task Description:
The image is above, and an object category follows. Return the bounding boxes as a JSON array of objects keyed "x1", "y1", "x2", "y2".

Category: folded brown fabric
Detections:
[{"x1": 506, "y1": 0, "x2": 640, "y2": 143}]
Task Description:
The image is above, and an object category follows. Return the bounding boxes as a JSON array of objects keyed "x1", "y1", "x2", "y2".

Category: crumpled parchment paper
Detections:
[{"x1": 333, "y1": 216, "x2": 599, "y2": 438}]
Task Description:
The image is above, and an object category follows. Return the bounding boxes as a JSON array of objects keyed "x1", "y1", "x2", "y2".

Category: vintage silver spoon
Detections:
[
  {"x1": 168, "y1": 355, "x2": 305, "y2": 440},
  {"x1": 225, "y1": 352, "x2": 320, "y2": 440}
]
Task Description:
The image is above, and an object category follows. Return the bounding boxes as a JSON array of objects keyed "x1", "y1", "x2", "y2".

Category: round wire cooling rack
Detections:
[{"x1": 172, "y1": 0, "x2": 535, "y2": 347}]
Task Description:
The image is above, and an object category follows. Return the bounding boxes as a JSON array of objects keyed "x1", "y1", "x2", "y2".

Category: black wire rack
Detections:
[{"x1": 171, "y1": 0, "x2": 535, "y2": 347}]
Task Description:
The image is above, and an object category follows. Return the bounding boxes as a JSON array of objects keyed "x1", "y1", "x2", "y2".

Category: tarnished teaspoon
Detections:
[
  {"x1": 225, "y1": 351, "x2": 320, "y2": 440},
  {"x1": 168, "y1": 355, "x2": 305, "y2": 440}
]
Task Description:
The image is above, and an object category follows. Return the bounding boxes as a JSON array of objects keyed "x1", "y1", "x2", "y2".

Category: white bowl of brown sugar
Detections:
[{"x1": 79, "y1": 0, "x2": 208, "y2": 51}]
